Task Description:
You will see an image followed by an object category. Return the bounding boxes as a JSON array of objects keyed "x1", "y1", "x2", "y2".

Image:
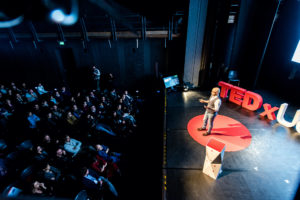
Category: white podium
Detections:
[{"x1": 203, "y1": 138, "x2": 226, "y2": 179}]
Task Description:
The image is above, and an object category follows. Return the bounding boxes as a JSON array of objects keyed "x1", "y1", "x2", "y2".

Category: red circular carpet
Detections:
[{"x1": 187, "y1": 115, "x2": 252, "y2": 152}]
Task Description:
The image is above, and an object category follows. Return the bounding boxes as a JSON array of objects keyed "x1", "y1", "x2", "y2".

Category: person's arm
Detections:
[
  {"x1": 199, "y1": 99, "x2": 209, "y2": 104},
  {"x1": 64, "y1": 143, "x2": 77, "y2": 154},
  {"x1": 73, "y1": 139, "x2": 82, "y2": 148}
]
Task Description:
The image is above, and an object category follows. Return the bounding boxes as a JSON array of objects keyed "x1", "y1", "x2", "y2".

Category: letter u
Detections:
[{"x1": 277, "y1": 103, "x2": 300, "y2": 133}]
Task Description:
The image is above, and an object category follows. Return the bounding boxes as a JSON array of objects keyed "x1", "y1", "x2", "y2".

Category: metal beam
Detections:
[
  {"x1": 168, "y1": 17, "x2": 173, "y2": 40},
  {"x1": 28, "y1": 21, "x2": 40, "y2": 48},
  {"x1": 57, "y1": 24, "x2": 66, "y2": 42},
  {"x1": 0, "y1": 31, "x2": 179, "y2": 39},
  {"x1": 80, "y1": 17, "x2": 89, "y2": 42},
  {"x1": 80, "y1": 17, "x2": 89, "y2": 50},
  {"x1": 8, "y1": 28, "x2": 18, "y2": 43},
  {"x1": 141, "y1": 16, "x2": 146, "y2": 40},
  {"x1": 110, "y1": 17, "x2": 117, "y2": 41}
]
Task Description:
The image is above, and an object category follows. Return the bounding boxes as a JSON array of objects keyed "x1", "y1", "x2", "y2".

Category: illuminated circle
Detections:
[
  {"x1": 187, "y1": 115, "x2": 252, "y2": 152},
  {"x1": 50, "y1": 9, "x2": 65, "y2": 23}
]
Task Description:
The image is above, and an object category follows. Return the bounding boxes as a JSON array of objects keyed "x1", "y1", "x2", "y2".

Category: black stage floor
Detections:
[{"x1": 164, "y1": 89, "x2": 300, "y2": 200}]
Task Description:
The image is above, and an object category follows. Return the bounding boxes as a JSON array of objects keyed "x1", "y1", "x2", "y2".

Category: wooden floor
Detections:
[{"x1": 164, "y1": 89, "x2": 300, "y2": 200}]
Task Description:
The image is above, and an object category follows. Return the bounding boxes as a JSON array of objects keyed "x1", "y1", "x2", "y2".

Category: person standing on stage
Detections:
[
  {"x1": 92, "y1": 66, "x2": 101, "y2": 91},
  {"x1": 198, "y1": 87, "x2": 221, "y2": 136}
]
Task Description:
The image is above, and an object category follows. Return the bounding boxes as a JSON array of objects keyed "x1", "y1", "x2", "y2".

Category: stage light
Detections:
[
  {"x1": 58, "y1": 41, "x2": 65, "y2": 46},
  {"x1": 183, "y1": 85, "x2": 189, "y2": 92},
  {"x1": 50, "y1": 9, "x2": 65, "y2": 23},
  {"x1": 292, "y1": 40, "x2": 300, "y2": 63},
  {"x1": 0, "y1": 15, "x2": 24, "y2": 28},
  {"x1": 49, "y1": 0, "x2": 79, "y2": 25}
]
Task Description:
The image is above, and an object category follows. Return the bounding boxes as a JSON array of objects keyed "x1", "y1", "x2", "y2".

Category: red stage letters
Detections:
[{"x1": 218, "y1": 81, "x2": 299, "y2": 133}]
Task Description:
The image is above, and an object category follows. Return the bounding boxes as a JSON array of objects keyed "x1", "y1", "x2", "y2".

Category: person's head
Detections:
[
  {"x1": 73, "y1": 105, "x2": 78, "y2": 110},
  {"x1": 34, "y1": 104, "x2": 39, "y2": 110},
  {"x1": 83, "y1": 101, "x2": 87, "y2": 107},
  {"x1": 44, "y1": 135, "x2": 51, "y2": 143},
  {"x1": 22, "y1": 83, "x2": 26, "y2": 87},
  {"x1": 67, "y1": 112, "x2": 72, "y2": 117},
  {"x1": 53, "y1": 105, "x2": 58, "y2": 110},
  {"x1": 32, "y1": 181, "x2": 42, "y2": 189},
  {"x1": 211, "y1": 87, "x2": 220, "y2": 97},
  {"x1": 61, "y1": 86, "x2": 66, "y2": 92},
  {"x1": 117, "y1": 104, "x2": 122, "y2": 110},
  {"x1": 28, "y1": 112, "x2": 32, "y2": 116},
  {"x1": 47, "y1": 113, "x2": 52, "y2": 118},
  {"x1": 95, "y1": 144, "x2": 103, "y2": 151},
  {"x1": 91, "y1": 105, "x2": 96, "y2": 112},
  {"x1": 36, "y1": 146, "x2": 43, "y2": 153},
  {"x1": 65, "y1": 135, "x2": 71, "y2": 142},
  {"x1": 56, "y1": 148, "x2": 63, "y2": 157}
]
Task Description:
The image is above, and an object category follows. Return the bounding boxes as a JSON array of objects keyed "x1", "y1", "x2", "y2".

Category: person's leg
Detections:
[
  {"x1": 206, "y1": 113, "x2": 216, "y2": 134},
  {"x1": 198, "y1": 111, "x2": 208, "y2": 131}
]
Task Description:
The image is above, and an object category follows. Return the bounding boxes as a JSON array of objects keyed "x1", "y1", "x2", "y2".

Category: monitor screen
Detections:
[{"x1": 163, "y1": 75, "x2": 180, "y2": 88}]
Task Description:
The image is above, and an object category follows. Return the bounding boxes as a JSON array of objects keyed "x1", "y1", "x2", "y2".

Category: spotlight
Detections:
[
  {"x1": 292, "y1": 40, "x2": 300, "y2": 63},
  {"x1": 183, "y1": 85, "x2": 189, "y2": 92},
  {"x1": 50, "y1": 9, "x2": 65, "y2": 23}
]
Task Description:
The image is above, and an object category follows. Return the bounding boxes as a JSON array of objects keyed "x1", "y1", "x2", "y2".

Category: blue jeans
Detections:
[{"x1": 202, "y1": 111, "x2": 217, "y2": 134}]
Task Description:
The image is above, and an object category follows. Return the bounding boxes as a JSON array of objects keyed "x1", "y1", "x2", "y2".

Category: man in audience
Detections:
[
  {"x1": 26, "y1": 89, "x2": 38, "y2": 103},
  {"x1": 92, "y1": 66, "x2": 101, "y2": 91},
  {"x1": 27, "y1": 111, "x2": 40, "y2": 129},
  {"x1": 95, "y1": 144, "x2": 121, "y2": 163},
  {"x1": 35, "y1": 83, "x2": 48, "y2": 95},
  {"x1": 63, "y1": 135, "x2": 81, "y2": 157}
]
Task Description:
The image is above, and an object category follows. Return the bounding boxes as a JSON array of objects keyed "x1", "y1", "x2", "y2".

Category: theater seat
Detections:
[
  {"x1": 228, "y1": 70, "x2": 240, "y2": 86},
  {"x1": 74, "y1": 190, "x2": 88, "y2": 200}
]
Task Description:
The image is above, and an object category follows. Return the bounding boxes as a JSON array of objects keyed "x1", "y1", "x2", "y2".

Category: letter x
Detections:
[{"x1": 259, "y1": 103, "x2": 279, "y2": 120}]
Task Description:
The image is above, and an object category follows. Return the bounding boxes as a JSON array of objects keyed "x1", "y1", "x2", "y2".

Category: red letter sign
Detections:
[
  {"x1": 242, "y1": 91, "x2": 263, "y2": 111},
  {"x1": 229, "y1": 86, "x2": 246, "y2": 106},
  {"x1": 218, "y1": 81, "x2": 232, "y2": 98},
  {"x1": 259, "y1": 103, "x2": 279, "y2": 120}
]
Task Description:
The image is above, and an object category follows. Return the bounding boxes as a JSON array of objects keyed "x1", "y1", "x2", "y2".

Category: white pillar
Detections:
[{"x1": 183, "y1": 0, "x2": 209, "y2": 87}]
